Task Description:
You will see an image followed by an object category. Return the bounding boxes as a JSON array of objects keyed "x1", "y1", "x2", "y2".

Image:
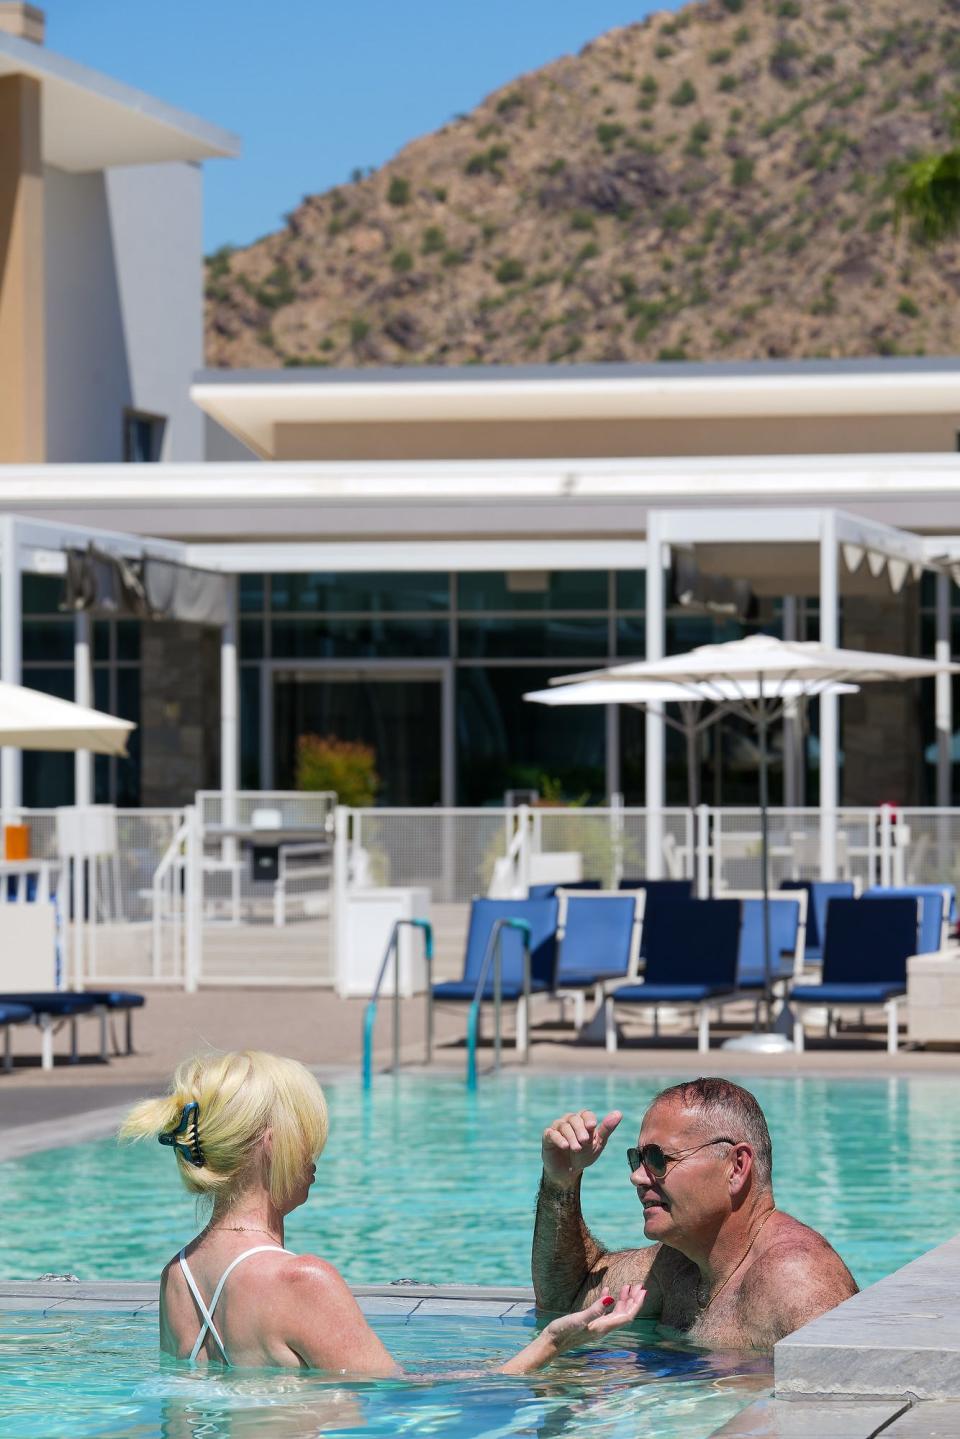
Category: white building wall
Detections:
[{"x1": 44, "y1": 160, "x2": 204, "y2": 463}]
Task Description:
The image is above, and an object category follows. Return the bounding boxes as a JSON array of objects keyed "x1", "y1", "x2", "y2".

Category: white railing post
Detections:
[
  {"x1": 518, "y1": 804, "x2": 532, "y2": 896},
  {"x1": 332, "y1": 805, "x2": 349, "y2": 993},
  {"x1": 184, "y1": 804, "x2": 202, "y2": 993},
  {"x1": 696, "y1": 804, "x2": 711, "y2": 898},
  {"x1": 879, "y1": 804, "x2": 894, "y2": 888}
]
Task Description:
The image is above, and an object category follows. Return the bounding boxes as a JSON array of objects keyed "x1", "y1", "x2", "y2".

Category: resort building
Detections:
[{"x1": 3, "y1": 4, "x2": 960, "y2": 826}]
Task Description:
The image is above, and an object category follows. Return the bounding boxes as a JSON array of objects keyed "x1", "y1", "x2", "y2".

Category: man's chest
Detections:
[{"x1": 659, "y1": 1272, "x2": 766, "y2": 1349}]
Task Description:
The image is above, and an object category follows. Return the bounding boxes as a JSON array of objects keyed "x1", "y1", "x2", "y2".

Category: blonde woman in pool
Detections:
[{"x1": 121, "y1": 1051, "x2": 644, "y2": 1375}]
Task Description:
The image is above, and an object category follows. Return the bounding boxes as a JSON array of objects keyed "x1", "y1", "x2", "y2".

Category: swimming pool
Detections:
[
  {"x1": 0, "y1": 1310, "x2": 770, "y2": 1439},
  {"x1": 2, "y1": 1073, "x2": 957, "y2": 1288}
]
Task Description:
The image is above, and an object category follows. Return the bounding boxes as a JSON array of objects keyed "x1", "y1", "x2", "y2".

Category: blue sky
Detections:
[{"x1": 42, "y1": 0, "x2": 684, "y2": 254}]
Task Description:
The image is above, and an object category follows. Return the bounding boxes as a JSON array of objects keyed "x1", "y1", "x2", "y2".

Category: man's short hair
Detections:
[{"x1": 649, "y1": 1077, "x2": 773, "y2": 1189}]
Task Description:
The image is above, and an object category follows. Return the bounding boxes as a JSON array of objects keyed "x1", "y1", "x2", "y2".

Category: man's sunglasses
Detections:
[{"x1": 627, "y1": 1137, "x2": 739, "y2": 1179}]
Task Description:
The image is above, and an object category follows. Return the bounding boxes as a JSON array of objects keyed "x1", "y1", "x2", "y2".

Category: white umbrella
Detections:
[
  {"x1": 0, "y1": 681, "x2": 134, "y2": 756},
  {"x1": 524, "y1": 677, "x2": 858, "y2": 809},
  {"x1": 554, "y1": 635, "x2": 960, "y2": 1049}
]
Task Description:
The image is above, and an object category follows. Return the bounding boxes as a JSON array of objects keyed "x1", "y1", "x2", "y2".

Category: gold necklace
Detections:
[{"x1": 695, "y1": 1209, "x2": 775, "y2": 1312}]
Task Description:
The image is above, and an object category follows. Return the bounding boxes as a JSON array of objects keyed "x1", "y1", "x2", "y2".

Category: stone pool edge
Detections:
[{"x1": 2, "y1": 1278, "x2": 956, "y2": 1439}]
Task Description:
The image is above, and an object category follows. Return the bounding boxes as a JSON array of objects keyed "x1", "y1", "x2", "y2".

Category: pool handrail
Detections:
[
  {"x1": 361, "y1": 918, "x2": 434, "y2": 1089},
  {"x1": 466, "y1": 917, "x2": 532, "y2": 1090}
]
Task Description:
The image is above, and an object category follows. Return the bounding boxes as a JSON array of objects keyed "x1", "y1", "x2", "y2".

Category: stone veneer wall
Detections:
[
  {"x1": 140, "y1": 621, "x2": 220, "y2": 806},
  {"x1": 840, "y1": 584, "x2": 922, "y2": 805}
]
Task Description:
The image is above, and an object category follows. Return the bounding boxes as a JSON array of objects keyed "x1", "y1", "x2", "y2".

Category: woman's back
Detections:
[{"x1": 161, "y1": 1235, "x2": 303, "y2": 1368}]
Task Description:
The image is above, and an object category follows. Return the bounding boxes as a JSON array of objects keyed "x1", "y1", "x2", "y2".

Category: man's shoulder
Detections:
[{"x1": 743, "y1": 1211, "x2": 858, "y2": 1326}]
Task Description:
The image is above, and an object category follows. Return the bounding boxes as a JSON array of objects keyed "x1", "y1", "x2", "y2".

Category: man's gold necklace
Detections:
[{"x1": 695, "y1": 1210, "x2": 776, "y2": 1312}]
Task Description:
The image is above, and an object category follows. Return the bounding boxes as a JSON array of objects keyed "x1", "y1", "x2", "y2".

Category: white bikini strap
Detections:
[{"x1": 180, "y1": 1244, "x2": 290, "y2": 1365}]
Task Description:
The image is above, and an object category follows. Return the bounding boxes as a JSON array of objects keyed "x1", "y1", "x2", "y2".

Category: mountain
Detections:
[{"x1": 204, "y1": 0, "x2": 960, "y2": 369}]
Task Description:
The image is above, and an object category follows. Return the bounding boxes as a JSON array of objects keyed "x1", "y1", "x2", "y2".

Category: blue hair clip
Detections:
[{"x1": 158, "y1": 1101, "x2": 205, "y2": 1168}]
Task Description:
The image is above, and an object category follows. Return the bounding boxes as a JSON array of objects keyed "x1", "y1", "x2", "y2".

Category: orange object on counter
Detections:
[{"x1": 3, "y1": 824, "x2": 29, "y2": 861}]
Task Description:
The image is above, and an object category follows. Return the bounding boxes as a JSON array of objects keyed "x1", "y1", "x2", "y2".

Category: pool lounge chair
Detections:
[
  {"x1": 863, "y1": 886, "x2": 948, "y2": 953},
  {"x1": 552, "y1": 892, "x2": 641, "y2": 1030},
  {"x1": 0, "y1": 991, "x2": 103, "y2": 1070},
  {"x1": 604, "y1": 898, "x2": 742, "y2": 1054},
  {"x1": 0, "y1": 1002, "x2": 32, "y2": 1073},
  {"x1": 616, "y1": 879, "x2": 693, "y2": 958},
  {"x1": 431, "y1": 897, "x2": 559, "y2": 1050},
  {"x1": 788, "y1": 896, "x2": 918, "y2": 1055},
  {"x1": 723, "y1": 894, "x2": 804, "y2": 1026},
  {"x1": 527, "y1": 880, "x2": 602, "y2": 900},
  {"x1": 779, "y1": 880, "x2": 855, "y2": 963}
]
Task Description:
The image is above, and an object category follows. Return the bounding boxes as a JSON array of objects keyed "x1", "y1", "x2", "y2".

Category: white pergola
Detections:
[{"x1": 0, "y1": 503, "x2": 951, "y2": 870}]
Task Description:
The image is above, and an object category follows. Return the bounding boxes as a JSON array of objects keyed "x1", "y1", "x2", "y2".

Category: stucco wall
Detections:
[{"x1": 44, "y1": 160, "x2": 204, "y2": 463}]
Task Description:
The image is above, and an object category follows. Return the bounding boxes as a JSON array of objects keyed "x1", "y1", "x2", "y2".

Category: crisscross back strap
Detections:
[{"x1": 179, "y1": 1244, "x2": 290, "y2": 1365}]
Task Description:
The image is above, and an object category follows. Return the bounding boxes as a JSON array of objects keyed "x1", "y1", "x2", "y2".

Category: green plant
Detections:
[
  {"x1": 295, "y1": 734, "x2": 379, "y2": 805},
  {"x1": 575, "y1": 241, "x2": 600, "y2": 263},
  {"x1": 718, "y1": 74, "x2": 738, "y2": 93},
  {"x1": 387, "y1": 176, "x2": 410, "y2": 206},
  {"x1": 496, "y1": 90, "x2": 524, "y2": 114},
  {"x1": 722, "y1": 0, "x2": 743, "y2": 11},
  {"x1": 658, "y1": 345, "x2": 689, "y2": 360},
  {"x1": 495, "y1": 257, "x2": 525, "y2": 284},
  {"x1": 655, "y1": 43, "x2": 674, "y2": 60},
  {"x1": 731, "y1": 155, "x2": 755, "y2": 186},
  {"x1": 662, "y1": 203, "x2": 692, "y2": 231},
  {"x1": 465, "y1": 144, "x2": 510, "y2": 177},
  {"x1": 670, "y1": 79, "x2": 697, "y2": 107},
  {"x1": 391, "y1": 249, "x2": 413, "y2": 273},
  {"x1": 421, "y1": 226, "x2": 446, "y2": 255},
  {"x1": 777, "y1": 0, "x2": 801, "y2": 15},
  {"x1": 596, "y1": 121, "x2": 625, "y2": 147},
  {"x1": 640, "y1": 75, "x2": 658, "y2": 96},
  {"x1": 709, "y1": 47, "x2": 732, "y2": 65},
  {"x1": 570, "y1": 210, "x2": 596, "y2": 232},
  {"x1": 897, "y1": 294, "x2": 921, "y2": 317},
  {"x1": 206, "y1": 245, "x2": 235, "y2": 278},
  {"x1": 349, "y1": 316, "x2": 370, "y2": 344},
  {"x1": 546, "y1": 157, "x2": 566, "y2": 175},
  {"x1": 733, "y1": 23, "x2": 751, "y2": 44}
]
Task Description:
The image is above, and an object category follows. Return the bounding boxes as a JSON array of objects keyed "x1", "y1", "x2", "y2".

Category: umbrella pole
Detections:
[{"x1": 758, "y1": 694, "x2": 772, "y2": 1024}]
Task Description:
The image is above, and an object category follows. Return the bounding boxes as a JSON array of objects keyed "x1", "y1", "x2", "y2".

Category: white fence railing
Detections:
[{"x1": 5, "y1": 802, "x2": 959, "y2": 991}]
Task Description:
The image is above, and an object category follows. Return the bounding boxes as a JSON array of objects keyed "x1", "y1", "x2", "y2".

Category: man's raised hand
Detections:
[{"x1": 541, "y1": 1109, "x2": 622, "y2": 1187}]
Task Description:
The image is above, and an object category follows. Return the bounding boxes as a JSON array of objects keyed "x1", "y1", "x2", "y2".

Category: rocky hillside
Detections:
[{"x1": 205, "y1": 0, "x2": 960, "y2": 368}]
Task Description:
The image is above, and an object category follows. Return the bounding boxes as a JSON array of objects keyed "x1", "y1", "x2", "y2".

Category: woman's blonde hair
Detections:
[{"x1": 120, "y1": 1051, "x2": 328, "y2": 1208}]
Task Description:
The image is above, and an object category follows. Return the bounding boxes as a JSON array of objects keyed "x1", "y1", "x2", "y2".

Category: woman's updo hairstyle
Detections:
[{"x1": 120, "y1": 1051, "x2": 328, "y2": 1208}]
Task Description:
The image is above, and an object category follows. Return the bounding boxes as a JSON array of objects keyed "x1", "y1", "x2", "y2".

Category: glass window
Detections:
[
  {"x1": 23, "y1": 620, "x2": 74, "y2": 664},
  {"x1": 270, "y1": 572, "x2": 449, "y2": 613},
  {"x1": 615, "y1": 571, "x2": 646, "y2": 611},
  {"x1": 116, "y1": 622, "x2": 140, "y2": 663},
  {"x1": 113, "y1": 667, "x2": 141, "y2": 807},
  {"x1": 22, "y1": 669, "x2": 74, "y2": 807},
  {"x1": 458, "y1": 571, "x2": 607, "y2": 612},
  {"x1": 270, "y1": 617, "x2": 449, "y2": 660},
  {"x1": 615, "y1": 618, "x2": 645, "y2": 658},
  {"x1": 240, "y1": 667, "x2": 261, "y2": 790},
  {"x1": 240, "y1": 619, "x2": 265, "y2": 661},
  {"x1": 123, "y1": 409, "x2": 166, "y2": 462},
  {"x1": 456, "y1": 667, "x2": 606, "y2": 806},
  {"x1": 458, "y1": 617, "x2": 608, "y2": 660},
  {"x1": 240, "y1": 574, "x2": 265, "y2": 613},
  {"x1": 22, "y1": 575, "x2": 65, "y2": 615},
  {"x1": 93, "y1": 622, "x2": 111, "y2": 663}
]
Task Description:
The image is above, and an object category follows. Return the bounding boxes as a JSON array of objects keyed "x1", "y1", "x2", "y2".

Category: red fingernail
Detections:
[{"x1": 602, "y1": 1297, "x2": 614, "y2": 1307}]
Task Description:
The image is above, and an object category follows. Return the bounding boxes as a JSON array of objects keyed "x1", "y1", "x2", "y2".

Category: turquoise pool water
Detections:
[
  {"x1": 0, "y1": 1312, "x2": 770, "y2": 1439},
  {"x1": 1, "y1": 1073, "x2": 957, "y2": 1288}
]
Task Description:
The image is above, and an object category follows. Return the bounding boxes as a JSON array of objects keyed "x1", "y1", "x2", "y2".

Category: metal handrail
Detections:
[
  {"x1": 361, "y1": 918, "x2": 433, "y2": 1088},
  {"x1": 466, "y1": 917, "x2": 532, "y2": 1090}
]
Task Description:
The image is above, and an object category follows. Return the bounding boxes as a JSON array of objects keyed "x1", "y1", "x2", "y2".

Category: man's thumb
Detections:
[{"x1": 597, "y1": 1110, "x2": 623, "y2": 1144}]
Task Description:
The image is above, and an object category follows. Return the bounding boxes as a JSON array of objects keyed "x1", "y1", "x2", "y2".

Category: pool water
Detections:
[
  {"x1": 0, "y1": 1312, "x2": 771, "y2": 1439},
  {"x1": 1, "y1": 1073, "x2": 957, "y2": 1288}
]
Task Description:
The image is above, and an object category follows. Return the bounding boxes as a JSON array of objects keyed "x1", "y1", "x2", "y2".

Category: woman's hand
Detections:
[
  {"x1": 543, "y1": 1284, "x2": 647, "y2": 1353},
  {"x1": 499, "y1": 1284, "x2": 646, "y2": 1374}
]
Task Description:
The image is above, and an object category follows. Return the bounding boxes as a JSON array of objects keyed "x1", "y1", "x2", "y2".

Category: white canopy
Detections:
[
  {"x1": 525, "y1": 677, "x2": 858, "y2": 707},
  {"x1": 0, "y1": 682, "x2": 134, "y2": 756},
  {"x1": 560, "y1": 633, "x2": 960, "y2": 693}
]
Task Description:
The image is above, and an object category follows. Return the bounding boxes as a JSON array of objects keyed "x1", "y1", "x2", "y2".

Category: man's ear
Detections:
[{"x1": 728, "y1": 1142, "x2": 754, "y2": 1198}]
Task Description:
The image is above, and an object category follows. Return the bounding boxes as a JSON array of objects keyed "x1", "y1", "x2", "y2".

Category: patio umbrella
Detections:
[
  {"x1": 0, "y1": 681, "x2": 134, "y2": 756},
  {"x1": 559, "y1": 634, "x2": 960, "y2": 1051},
  {"x1": 523, "y1": 677, "x2": 857, "y2": 810}
]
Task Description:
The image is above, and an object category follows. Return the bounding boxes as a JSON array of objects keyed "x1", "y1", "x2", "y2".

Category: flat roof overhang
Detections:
[
  {"x1": 191, "y1": 358, "x2": 960, "y2": 458},
  {"x1": 0, "y1": 31, "x2": 239, "y2": 169}
]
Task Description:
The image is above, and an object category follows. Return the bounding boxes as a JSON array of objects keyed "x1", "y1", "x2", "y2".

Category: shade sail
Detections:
[
  {"x1": 560, "y1": 633, "x2": 960, "y2": 691},
  {"x1": 0, "y1": 682, "x2": 134, "y2": 756}
]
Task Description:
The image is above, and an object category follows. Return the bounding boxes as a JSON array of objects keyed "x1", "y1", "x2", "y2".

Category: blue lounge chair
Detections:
[
  {"x1": 1, "y1": 1002, "x2": 32, "y2": 1073},
  {"x1": 432, "y1": 898, "x2": 559, "y2": 1050},
  {"x1": 82, "y1": 990, "x2": 146, "y2": 1055},
  {"x1": 736, "y1": 896, "x2": 802, "y2": 990},
  {"x1": 863, "y1": 887, "x2": 947, "y2": 954},
  {"x1": 527, "y1": 880, "x2": 602, "y2": 900},
  {"x1": 553, "y1": 893, "x2": 640, "y2": 1029},
  {"x1": 604, "y1": 898, "x2": 742, "y2": 1054},
  {"x1": 0, "y1": 992, "x2": 102, "y2": 1070},
  {"x1": 788, "y1": 896, "x2": 918, "y2": 1054},
  {"x1": 780, "y1": 880, "x2": 855, "y2": 963},
  {"x1": 616, "y1": 879, "x2": 693, "y2": 958}
]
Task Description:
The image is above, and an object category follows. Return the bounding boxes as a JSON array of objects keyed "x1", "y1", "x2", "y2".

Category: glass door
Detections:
[{"x1": 272, "y1": 666, "x2": 446, "y2": 806}]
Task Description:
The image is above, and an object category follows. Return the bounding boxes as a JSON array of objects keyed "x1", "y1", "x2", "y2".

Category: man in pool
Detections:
[{"x1": 532, "y1": 1077, "x2": 858, "y2": 1351}]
